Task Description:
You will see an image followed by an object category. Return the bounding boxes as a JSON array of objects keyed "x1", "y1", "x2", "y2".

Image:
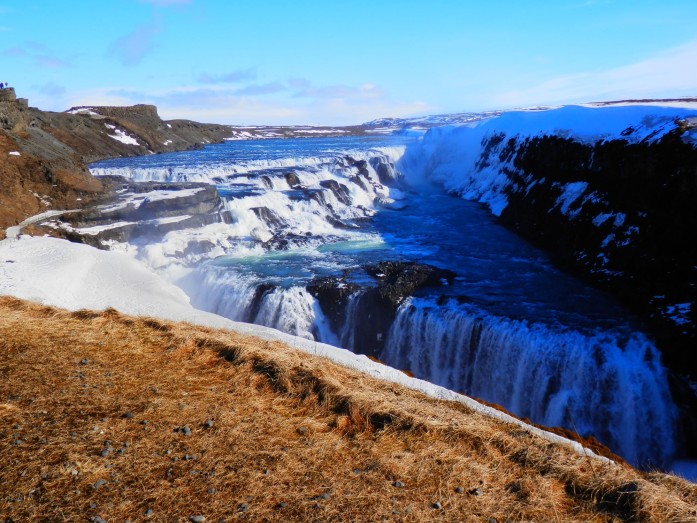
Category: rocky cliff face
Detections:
[
  {"x1": 0, "y1": 91, "x2": 232, "y2": 231},
  {"x1": 408, "y1": 105, "x2": 697, "y2": 380},
  {"x1": 496, "y1": 131, "x2": 697, "y2": 373}
]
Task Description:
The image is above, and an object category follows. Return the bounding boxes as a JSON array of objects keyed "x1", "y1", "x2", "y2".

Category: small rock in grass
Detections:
[
  {"x1": 80, "y1": 359, "x2": 89, "y2": 365},
  {"x1": 140, "y1": 420, "x2": 148, "y2": 425},
  {"x1": 296, "y1": 426, "x2": 308, "y2": 436},
  {"x1": 92, "y1": 479, "x2": 107, "y2": 489},
  {"x1": 318, "y1": 493, "x2": 331, "y2": 500},
  {"x1": 189, "y1": 517, "x2": 206, "y2": 523},
  {"x1": 122, "y1": 412, "x2": 133, "y2": 419},
  {"x1": 469, "y1": 487, "x2": 483, "y2": 496},
  {"x1": 204, "y1": 419, "x2": 214, "y2": 429},
  {"x1": 454, "y1": 486, "x2": 464, "y2": 494},
  {"x1": 487, "y1": 519, "x2": 498, "y2": 523},
  {"x1": 100, "y1": 447, "x2": 110, "y2": 457},
  {"x1": 182, "y1": 426, "x2": 192, "y2": 436},
  {"x1": 238, "y1": 503, "x2": 249, "y2": 512},
  {"x1": 90, "y1": 503, "x2": 97, "y2": 509},
  {"x1": 207, "y1": 488, "x2": 216, "y2": 494},
  {"x1": 392, "y1": 480, "x2": 404, "y2": 488},
  {"x1": 275, "y1": 502, "x2": 287, "y2": 509},
  {"x1": 90, "y1": 517, "x2": 107, "y2": 523},
  {"x1": 432, "y1": 502, "x2": 442, "y2": 510}
]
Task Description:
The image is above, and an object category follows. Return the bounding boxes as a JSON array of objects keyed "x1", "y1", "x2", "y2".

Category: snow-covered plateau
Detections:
[{"x1": 3, "y1": 103, "x2": 696, "y2": 478}]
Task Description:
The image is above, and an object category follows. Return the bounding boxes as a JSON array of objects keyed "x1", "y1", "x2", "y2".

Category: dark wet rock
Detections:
[
  {"x1": 366, "y1": 261, "x2": 457, "y2": 307},
  {"x1": 309, "y1": 262, "x2": 456, "y2": 357},
  {"x1": 307, "y1": 276, "x2": 359, "y2": 333},
  {"x1": 369, "y1": 156, "x2": 399, "y2": 184},
  {"x1": 319, "y1": 179, "x2": 352, "y2": 205},
  {"x1": 346, "y1": 157, "x2": 370, "y2": 177},
  {"x1": 285, "y1": 172, "x2": 302, "y2": 188},
  {"x1": 246, "y1": 283, "x2": 276, "y2": 323},
  {"x1": 251, "y1": 206, "x2": 285, "y2": 228},
  {"x1": 432, "y1": 502, "x2": 442, "y2": 510},
  {"x1": 348, "y1": 174, "x2": 369, "y2": 191},
  {"x1": 326, "y1": 215, "x2": 359, "y2": 229}
]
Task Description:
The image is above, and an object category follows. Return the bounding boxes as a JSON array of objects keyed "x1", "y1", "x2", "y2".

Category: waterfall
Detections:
[{"x1": 381, "y1": 298, "x2": 676, "y2": 467}]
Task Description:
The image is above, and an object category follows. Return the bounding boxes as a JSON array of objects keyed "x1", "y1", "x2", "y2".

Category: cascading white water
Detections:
[
  {"x1": 89, "y1": 135, "x2": 686, "y2": 468},
  {"x1": 381, "y1": 298, "x2": 676, "y2": 467},
  {"x1": 180, "y1": 268, "x2": 330, "y2": 342}
]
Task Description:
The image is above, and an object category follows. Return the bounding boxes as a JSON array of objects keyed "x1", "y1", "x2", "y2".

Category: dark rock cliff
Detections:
[{"x1": 478, "y1": 131, "x2": 697, "y2": 378}]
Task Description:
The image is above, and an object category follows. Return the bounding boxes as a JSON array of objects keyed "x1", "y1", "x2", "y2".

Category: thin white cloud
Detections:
[
  {"x1": 234, "y1": 82, "x2": 287, "y2": 96},
  {"x1": 492, "y1": 39, "x2": 697, "y2": 107},
  {"x1": 68, "y1": 84, "x2": 431, "y2": 126},
  {"x1": 109, "y1": 21, "x2": 162, "y2": 66},
  {"x1": 197, "y1": 68, "x2": 257, "y2": 84},
  {"x1": 3, "y1": 41, "x2": 70, "y2": 68}
]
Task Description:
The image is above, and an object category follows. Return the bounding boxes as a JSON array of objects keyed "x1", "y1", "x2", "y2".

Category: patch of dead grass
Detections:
[{"x1": 0, "y1": 296, "x2": 695, "y2": 522}]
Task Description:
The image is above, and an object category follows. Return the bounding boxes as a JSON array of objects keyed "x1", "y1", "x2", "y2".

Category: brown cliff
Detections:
[{"x1": 0, "y1": 90, "x2": 232, "y2": 232}]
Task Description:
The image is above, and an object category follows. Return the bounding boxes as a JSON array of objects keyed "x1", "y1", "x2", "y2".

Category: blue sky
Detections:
[{"x1": 1, "y1": 0, "x2": 696, "y2": 125}]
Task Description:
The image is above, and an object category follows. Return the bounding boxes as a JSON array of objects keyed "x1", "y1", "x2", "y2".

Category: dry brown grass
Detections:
[{"x1": 0, "y1": 296, "x2": 695, "y2": 522}]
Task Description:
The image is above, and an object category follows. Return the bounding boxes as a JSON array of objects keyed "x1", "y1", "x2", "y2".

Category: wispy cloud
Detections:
[
  {"x1": 3, "y1": 41, "x2": 70, "y2": 68},
  {"x1": 70, "y1": 82, "x2": 430, "y2": 126},
  {"x1": 491, "y1": 38, "x2": 697, "y2": 107},
  {"x1": 109, "y1": 21, "x2": 162, "y2": 66},
  {"x1": 0, "y1": 26, "x2": 11, "y2": 32},
  {"x1": 234, "y1": 82, "x2": 287, "y2": 96},
  {"x1": 197, "y1": 68, "x2": 257, "y2": 84},
  {"x1": 293, "y1": 82, "x2": 385, "y2": 101}
]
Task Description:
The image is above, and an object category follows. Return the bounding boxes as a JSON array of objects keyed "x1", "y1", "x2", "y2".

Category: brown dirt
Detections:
[{"x1": 1, "y1": 297, "x2": 695, "y2": 522}]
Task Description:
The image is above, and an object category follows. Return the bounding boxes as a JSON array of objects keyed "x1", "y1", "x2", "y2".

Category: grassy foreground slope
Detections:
[{"x1": 0, "y1": 297, "x2": 695, "y2": 522}]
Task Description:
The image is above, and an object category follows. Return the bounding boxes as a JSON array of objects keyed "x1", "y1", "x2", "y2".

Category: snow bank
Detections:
[{"x1": 0, "y1": 235, "x2": 611, "y2": 464}]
